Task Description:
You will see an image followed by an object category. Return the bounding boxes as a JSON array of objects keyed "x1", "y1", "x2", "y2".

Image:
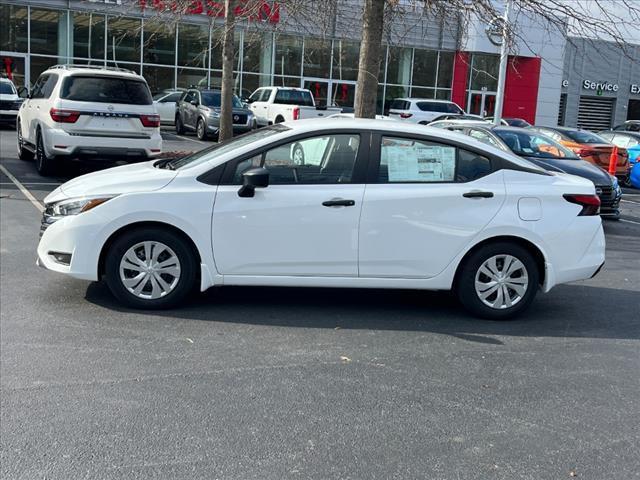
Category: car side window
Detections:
[
  {"x1": 30, "y1": 74, "x2": 48, "y2": 99},
  {"x1": 377, "y1": 137, "x2": 492, "y2": 184},
  {"x1": 231, "y1": 134, "x2": 361, "y2": 185},
  {"x1": 610, "y1": 135, "x2": 630, "y2": 148},
  {"x1": 260, "y1": 89, "x2": 272, "y2": 102},
  {"x1": 40, "y1": 74, "x2": 58, "y2": 98},
  {"x1": 162, "y1": 92, "x2": 181, "y2": 103},
  {"x1": 248, "y1": 89, "x2": 262, "y2": 102},
  {"x1": 183, "y1": 91, "x2": 196, "y2": 104},
  {"x1": 378, "y1": 137, "x2": 456, "y2": 183}
]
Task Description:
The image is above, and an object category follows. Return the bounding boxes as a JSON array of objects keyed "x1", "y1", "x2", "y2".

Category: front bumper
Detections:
[{"x1": 0, "y1": 110, "x2": 18, "y2": 125}]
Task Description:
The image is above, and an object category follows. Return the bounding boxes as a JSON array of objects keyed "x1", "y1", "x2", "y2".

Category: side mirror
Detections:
[
  {"x1": 17, "y1": 86, "x2": 29, "y2": 99},
  {"x1": 238, "y1": 167, "x2": 269, "y2": 198},
  {"x1": 190, "y1": 99, "x2": 199, "y2": 106},
  {"x1": 245, "y1": 97, "x2": 254, "y2": 104}
]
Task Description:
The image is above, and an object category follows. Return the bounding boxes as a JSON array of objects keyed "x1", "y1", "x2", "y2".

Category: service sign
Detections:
[{"x1": 582, "y1": 80, "x2": 619, "y2": 92}]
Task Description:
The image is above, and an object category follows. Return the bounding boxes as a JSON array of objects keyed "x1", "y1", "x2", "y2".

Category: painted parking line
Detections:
[
  {"x1": 0, "y1": 164, "x2": 44, "y2": 212},
  {"x1": 619, "y1": 218, "x2": 640, "y2": 226},
  {"x1": 172, "y1": 134, "x2": 210, "y2": 146},
  {"x1": 0, "y1": 182, "x2": 61, "y2": 186}
]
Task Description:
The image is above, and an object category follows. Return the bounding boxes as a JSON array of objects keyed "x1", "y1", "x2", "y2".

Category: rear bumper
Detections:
[
  {"x1": 45, "y1": 127, "x2": 162, "y2": 160},
  {"x1": 0, "y1": 110, "x2": 18, "y2": 124}
]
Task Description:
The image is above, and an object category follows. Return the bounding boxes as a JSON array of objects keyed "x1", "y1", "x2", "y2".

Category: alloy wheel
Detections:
[
  {"x1": 474, "y1": 254, "x2": 529, "y2": 309},
  {"x1": 119, "y1": 241, "x2": 182, "y2": 300}
]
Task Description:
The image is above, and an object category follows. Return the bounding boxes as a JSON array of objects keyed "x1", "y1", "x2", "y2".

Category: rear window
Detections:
[
  {"x1": 417, "y1": 102, "x2": 461, "y2": 114},
  {"x1": 562, "y1": 130, "x2": 608, "y2": 144},
  {"x1": 273, "y1": 90, "x2": 314, "y2": 107},
  {"x1": 61, "y1": 75, "x2": 152, "y2": 105},
  {"x1": 390, "y1": 100, "x2": 409, "y2": 110}
]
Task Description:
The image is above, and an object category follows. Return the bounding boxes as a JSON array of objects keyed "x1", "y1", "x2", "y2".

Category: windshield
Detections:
[
  {"x1": 169, "y1": 125, "x2": 290, "y2": 169},
  {"x1": 61, "y1": 76, "x2": 152, "y2": 104},
  {"x1": 494, "y1": 129, "x2": 580, "y2": 160},
  {"x1": 0, "y1": 81, "x2": 16, "y2": 95},
  {"x1": 201, "y1": 91, "x2": 243, "y2": 108},
  {"x1": 562, "y1": 129, "x2": 608, "y2": 144}
]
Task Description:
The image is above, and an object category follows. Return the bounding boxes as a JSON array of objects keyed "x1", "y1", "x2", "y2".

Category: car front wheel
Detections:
[
  {"x1": 105, "y1": 227, "x2": 198, "y2": 309},
  {"x1": 17, "y1": 120, "x2": 34, "y2": 161},
  {"x1": 196, "y1": 118, "x2": 208, "y2": 140},
  {"x1": 456, "y1": 242, "x2": 539, "y2": 320}
]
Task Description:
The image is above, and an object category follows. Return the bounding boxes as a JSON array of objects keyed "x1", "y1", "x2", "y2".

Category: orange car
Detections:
[{"x1": 532, "y1": 126, "x2": 629, "y2": 180}]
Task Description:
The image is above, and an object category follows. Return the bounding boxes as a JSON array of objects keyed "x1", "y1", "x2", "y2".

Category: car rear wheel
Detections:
[
  {"x1": 35, "y1": 130, "x2": 55, "y2": 176},
  {"x1": 292, "y1": 143, "x2": 305, "y2": 165},
  {"x1": 196, "y1": 118, "x2": 208, "y2": 140},
  {"x1": 175, "y1": 115, "x2": 185, "y2": 135},
  {"x1": 17, "y1": 120, "x2": 34, "y2": 161},
  {"x1": 105, "y1": 228, "x2": 198, "y2": 309},
  {"x1": 456, "y1": 242, "x2": 539, "y2": 320}
]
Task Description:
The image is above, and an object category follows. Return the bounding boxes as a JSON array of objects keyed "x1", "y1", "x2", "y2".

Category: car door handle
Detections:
[
  {"x1": 463, "y1": 191, "x2": 494, "y2": 199},
  {"x1": 322, "y1": 199, "x2": 355, "y2": 207}
]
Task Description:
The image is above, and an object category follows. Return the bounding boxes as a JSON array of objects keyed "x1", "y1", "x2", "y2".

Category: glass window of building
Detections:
[
  {"x1": 412, "y1": 49, "x2": 438, "y2": 87},
  {"x1": 385, "y1": 46, "x2": 412, "y2": 85},
  {"x1": 107, "y1": 17, "x2": 141, "y2": 63},
  {"x1": 143, "y1": 65, "x2": 175, "y2": 94},
  {"x1": 72, "y1": 12, "x2": 106, "y2": 61},
  {"x1": 383, "y1": 85, "x2": 408, "y2": 114},
  {"x1": 30, "y1": 56, "x2": 58, "y2": 88},
  {"x1": 177, "y1": 67, "x2": 207, "y2": 89},
  {"x1": 411, "y1": 86, "x2": 435, "y2": 99},
  {"x1": 178, "y1": 23, "x2": 209, "y2": 68},
  {"x1": 144, "y1": 22, "x2": 176, "y2": 65},
  {"x1": 242, "y1": 73, "x2": 272, "y2": 99},
  {"x1": 435, "y1": 89, "x2": 452, "y2": 100},
  {"x1": 469, "y1": 54, "x2": 500, "y2": 91},
  {"x1": 273, "y1": 76, "x2": 301, "y2": 88},
  {"x1": 30, "y1": 9, "x2": 63, "y2": 56},
  {"x1": 0, "y1": 5, "x2": 28, "y2": 53},
  {"x1": 437, "y1": 51, "x2": 454, "y2": 88},
  {"x1": 210, "y1": 29, "x2": 241, "y2": 71},
  {"x1": 274, "y1": 34, "x2": 302, "y2": 77},
  {"x1": 303, "y1": 38, "x2": 331, "y2": 79},
  {"x1": 243, "y1": 31, "x2": 273, "y2": 75},
  {"x1": 332, "y1": 39, "x2": 359, "y2": 81}
]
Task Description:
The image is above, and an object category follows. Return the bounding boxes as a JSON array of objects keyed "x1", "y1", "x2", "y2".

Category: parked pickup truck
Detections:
[{"x1": 246, "y1": 87, "x2": 341, "y2": 126}]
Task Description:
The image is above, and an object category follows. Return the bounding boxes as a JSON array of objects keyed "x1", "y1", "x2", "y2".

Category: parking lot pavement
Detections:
[{"x1": 1, "y1": 127, "x2": 639, "y2": 479}]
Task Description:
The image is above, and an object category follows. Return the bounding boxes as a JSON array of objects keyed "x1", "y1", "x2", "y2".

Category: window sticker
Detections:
[{"x1": 383, "y1": 141, "x2": 456, "y2": 182}]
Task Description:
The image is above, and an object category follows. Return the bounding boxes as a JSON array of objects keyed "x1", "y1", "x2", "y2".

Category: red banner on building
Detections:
[{"x1": 138, "y1": 0, "x2": 280, "y2": 23}]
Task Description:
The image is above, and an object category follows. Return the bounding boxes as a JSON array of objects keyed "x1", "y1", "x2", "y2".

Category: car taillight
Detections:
[
  {"x1": 140, "y1": 114, "x2": 160, "y2": 128},
  {"x1": 400, "y1": 113, "x2": 413, "y2": 119},
  {"x1": 49, "y1": 108, "x2": 80, "y2": 123},
  {"x1": 293, "y1": 107, "x2": 300, "y2": 121},
  {"x1": 563, "y1": 194, "x2": 601, "y2": 216},
  {"x1": 575, "y1": 148, "x2": 598, "y2": 157}
]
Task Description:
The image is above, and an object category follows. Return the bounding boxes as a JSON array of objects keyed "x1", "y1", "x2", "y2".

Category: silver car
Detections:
[{"x1": 175, "y1": 89, "x2": 256, "y2": 140}]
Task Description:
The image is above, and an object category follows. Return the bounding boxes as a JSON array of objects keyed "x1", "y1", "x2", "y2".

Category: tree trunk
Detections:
[
  {"x1": 219, "y1": 0, "x2": 237, "y2": 142},
  {"x1": 354, "y1": 0, "x2": 385, "y2": 119}
]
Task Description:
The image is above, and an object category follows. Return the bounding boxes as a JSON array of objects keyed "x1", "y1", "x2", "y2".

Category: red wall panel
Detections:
[
  {"x1": 451, "y1": 52, "x2": 469, "y2": 108},
  {"x1": 503, "y1": 56, "x2": 541, "y2": 123}
]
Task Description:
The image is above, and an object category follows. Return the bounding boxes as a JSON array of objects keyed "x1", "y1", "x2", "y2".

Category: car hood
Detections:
[
  {"x1": 522, "y1": 156, "x2": 612, "y2": 185},
  {"x1": 46, "y1": 161, "x2": 178, "y2": 203}
]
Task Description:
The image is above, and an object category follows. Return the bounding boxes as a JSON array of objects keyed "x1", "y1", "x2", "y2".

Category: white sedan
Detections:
[{"x1": 37, "y1": 119, "x2": 605, "y2": 319}]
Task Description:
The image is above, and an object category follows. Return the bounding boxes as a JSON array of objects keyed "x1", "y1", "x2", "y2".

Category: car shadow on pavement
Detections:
[{"x1": 83, "y1": 281, "x2": 640, "y2": 341}]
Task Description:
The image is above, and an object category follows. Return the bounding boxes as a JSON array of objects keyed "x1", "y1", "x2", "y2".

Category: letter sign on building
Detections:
[
  {"x1": 582, "y1": 80, "x2": 619, "y2": 93},
  {"x1": 632, "y1": 84, "x2": 640, "y2": 95}
]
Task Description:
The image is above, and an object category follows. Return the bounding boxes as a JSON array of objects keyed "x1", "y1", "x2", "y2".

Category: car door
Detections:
[
  {"x1": 22, "y1": 74, "x2": 51, "y2": 143},
  {"x1": 182, "y1": 91, "x2": 197, "y2": 129},
  {"x1": 249, "y1": 88, "x2": 270, "y2": 126},
  {"x1": 359, "y1": 134, "x2": 506, "y2": 278},
  {"x1": 156, "y1": 92, "x2": 181, "y2": 124},
  {"x1": 212, "y1": 132, "x2": 368, "y2": 276}
]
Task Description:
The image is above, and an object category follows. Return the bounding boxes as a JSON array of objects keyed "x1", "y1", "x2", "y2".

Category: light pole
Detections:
[{"x1": 492, "y1": 0, "x2": 511, "y2": 125}]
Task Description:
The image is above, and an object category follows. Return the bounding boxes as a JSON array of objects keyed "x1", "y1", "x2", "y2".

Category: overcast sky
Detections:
[{"x1": 558, "y1": 0, "x2": 640, "y2": 44}]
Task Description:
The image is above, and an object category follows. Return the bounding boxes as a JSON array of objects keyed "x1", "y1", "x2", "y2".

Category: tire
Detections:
[
  {"x1": 292, "y1": 143, "x2": 305, "y2": 165},
  {"x1": 456, "y1": 242, "x2": 539, "y2": 320},
  {"x1": 175, "y1": 115, "x2": 185, "y2": 135},
  {"x1": 16, "y1": 119, "x2": 34, "y2": 161},
  {"x1": 35, "y1": 129, "x2": 56, "y2": 176},
  {"x1": 104, "y1": 227, "x2": 198, "y2": 309},
  {"x1": 196, "y1": 118, "x2": 208, "y2": 140}
]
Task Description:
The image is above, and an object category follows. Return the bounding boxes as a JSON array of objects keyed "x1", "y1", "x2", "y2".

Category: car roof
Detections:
[
  {"x1": 43, "y1": 65, "x2": 144, "y2": 80},
  {"x1": 601, "y1": 130, "x2": 640, "y2": 138},
  {"x1": 396, "y1": 98, "x2": 456, "y2": 104}
]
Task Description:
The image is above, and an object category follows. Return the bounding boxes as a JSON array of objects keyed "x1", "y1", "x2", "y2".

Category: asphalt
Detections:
[{"x1": 1, "y1": 127, "x2": 639, "y2": 480}]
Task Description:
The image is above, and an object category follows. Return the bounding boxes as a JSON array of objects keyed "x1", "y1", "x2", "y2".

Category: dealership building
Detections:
[{"x1": 1, "y1": 0, "x2": 638, "y2": 129}]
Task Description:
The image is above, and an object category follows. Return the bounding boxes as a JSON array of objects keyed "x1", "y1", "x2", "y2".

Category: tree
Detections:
[
  {"x1": 219, "y1": 0, "x2": 238, "y2": 142},
  {"x1": 354, "y1": 0, "x2": 385, "y2": 119}
]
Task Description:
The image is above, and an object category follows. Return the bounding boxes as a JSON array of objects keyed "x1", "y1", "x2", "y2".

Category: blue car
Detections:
[{"x1": 598, "y1": 130, "x2": 640, "y2": 188}]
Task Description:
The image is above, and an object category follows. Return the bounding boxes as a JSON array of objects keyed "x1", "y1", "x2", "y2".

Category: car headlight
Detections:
[
  {"x1": 208, "y1": 109, "x2": 220, "y2": 118},
  {"x1": 50, "y1": 196, "x2": 116, "y2": 216}
]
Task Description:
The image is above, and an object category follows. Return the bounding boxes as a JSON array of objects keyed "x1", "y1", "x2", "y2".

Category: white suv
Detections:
[
  {"x1": 17, "y1": 65, "x2": 162, "y2": 176},
  {"x1": 388, "y1": 98, "x2": 465, "y2": 124}
]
